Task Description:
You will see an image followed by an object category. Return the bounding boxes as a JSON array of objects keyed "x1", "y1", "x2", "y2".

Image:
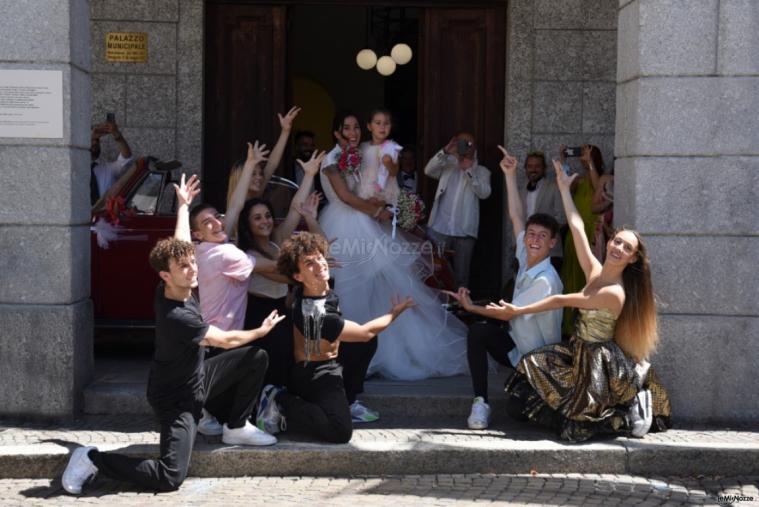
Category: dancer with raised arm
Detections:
[
  {"x1": 486, "y1": 159, "x2": 671, "y2": 442},
  {"x1": 61, "y1": 175, "x2": 285, "y2": 495}
]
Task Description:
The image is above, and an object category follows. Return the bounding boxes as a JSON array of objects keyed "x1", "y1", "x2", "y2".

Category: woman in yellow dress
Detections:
[{"x1": 487, "y1": 159, "x2": 671, "y2": 442}]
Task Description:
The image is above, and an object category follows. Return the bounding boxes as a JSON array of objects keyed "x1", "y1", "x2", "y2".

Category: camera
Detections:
[
  {"x1": 456, "y1": 139, "x2": 472, "y2": 156},
  {"x1": 106, "y1": 112, "x2": 115, "y2": 124},
  {"x1": 563, "y1": 146, "x2": 582, "y2": 157}
]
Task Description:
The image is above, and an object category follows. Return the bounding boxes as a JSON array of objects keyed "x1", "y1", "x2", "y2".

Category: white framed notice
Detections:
[{"x1": 0, "y1": 70, "x2": 63, "y2": 139}]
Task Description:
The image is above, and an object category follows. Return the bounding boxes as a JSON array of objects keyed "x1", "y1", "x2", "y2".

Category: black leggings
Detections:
[
  {"x1": 467, "y1": 322, "x2": 515, "y2": 403},
  {"x1": 90, "y1": 347, "x2": 268, "y2": 491},
  {"x1": 337, "y1": 336, "x2": 377, "y2": 404},
  {"x1": 277, "y1": 360, "x2": 352, "y2": 444},
  {"x1": 244, "y1": 294, "x2": 293, "y2": 387}
]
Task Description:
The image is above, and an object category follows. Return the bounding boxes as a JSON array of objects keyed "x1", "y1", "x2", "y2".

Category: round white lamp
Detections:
[
  {"x1": 391, "y1": 43, "x2": 413, "y2": 65},
  {"x1": 376, "y1": 56, "x2": 397, "y2": 76},
  {"x1": 356, "y1": 49, "x2": 377, "y2": 70}
]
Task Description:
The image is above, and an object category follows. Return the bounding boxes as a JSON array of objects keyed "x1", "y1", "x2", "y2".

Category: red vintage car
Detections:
[{"x1": 91, "y1": 157, "x2": 456, "y2": 328}]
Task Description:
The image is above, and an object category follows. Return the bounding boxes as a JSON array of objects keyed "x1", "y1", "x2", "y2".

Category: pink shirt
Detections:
[{"x1": 195, "y1": 242, "x2": 255, "y2": 331}]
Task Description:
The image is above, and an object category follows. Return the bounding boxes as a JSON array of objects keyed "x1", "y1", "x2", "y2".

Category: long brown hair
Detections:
[{"x1": 613, "y1": 229, "x2": 658, "y2": 362}]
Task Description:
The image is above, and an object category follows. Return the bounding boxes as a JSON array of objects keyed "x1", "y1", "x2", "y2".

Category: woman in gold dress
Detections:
[{"x1": 489, "y1": 159, "x2": 671, "y2": 442}]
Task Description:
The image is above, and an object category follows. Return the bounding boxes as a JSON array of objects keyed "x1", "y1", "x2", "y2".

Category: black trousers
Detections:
[
  {"x1": 467, "y1": 322, "x2": 515, "y2": 403},
  {"x1": 337, "y1": 336, "x2": 377, "y2": 404},
  {"x1": 277, "y1": 360, "x2": 352, "y2": 444},
  {"x1": 244, "y1": 294, "x2": 293, "y2": 387},
  {"x1": 89, "y1": 347, "x2": 268, "y2": 491}
]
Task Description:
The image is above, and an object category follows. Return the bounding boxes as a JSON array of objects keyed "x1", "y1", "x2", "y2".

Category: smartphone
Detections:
[
  {"x1": 106, "y1": 112, "x2": 115, "y2": 124},
  {"x1": 456, "y1": 139, "x2": 472, "y2": 155},
  {"x1": 563, "y1": 146, "x2": 582, "y2": 157}
]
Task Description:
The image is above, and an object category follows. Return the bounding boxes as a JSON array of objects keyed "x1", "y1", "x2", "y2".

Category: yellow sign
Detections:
[{"x1": 105, "y1": 32, "x2": 148, "y2": 62}]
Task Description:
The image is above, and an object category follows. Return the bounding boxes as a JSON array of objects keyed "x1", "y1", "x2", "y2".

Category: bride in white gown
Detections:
[{"x1": 318, "y1": 111, "x2": 468, "y2": 380}]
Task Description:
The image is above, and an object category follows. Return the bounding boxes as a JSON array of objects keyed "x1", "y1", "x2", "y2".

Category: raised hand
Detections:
[
  {"x1": 246, "y1": 140, "x2": 270, "y2": 168},
  {"x1": 173, "y1": 173, "x2": 200, "y2": 207},
  {"x1": 295, "y1": 191, "x2": 322, "y2": 220},
  {"x1": 296, "y1": 150, "x2": 326, "y2": 178},
  {"x1": 443, "y1": 136, "x2": 458, "y2": 155},
  {"x1": 260, "y1": 309, "x2": 286, "y2": 334},
  {"x1": 553, "y1": 158, "x2": 578, "y2": 194},
  {"x1": 390, "y1": 295, "x2": 416, "y2": 317},
  {"x1": 497, "y1": 145, "x2": 518, "y2": 177},
  {"x1": 278, "y1": 106, "x2": 301, "y2": 131}
]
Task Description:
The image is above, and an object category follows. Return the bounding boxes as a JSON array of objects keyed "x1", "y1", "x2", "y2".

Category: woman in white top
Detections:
[{"x1": 236, "y1": 151, "x2": 325, "y2": 387}]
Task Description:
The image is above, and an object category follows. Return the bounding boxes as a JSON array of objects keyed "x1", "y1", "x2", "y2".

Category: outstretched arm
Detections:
[
  {"x1": 201, "y1": 310, "x2": 286, "y2": 349},
  {"x1": 257, "y1": 106, "x2": 301, "y2": 196},
  {"x1": 294, "y1": 191, "x2": 325, "y2": 237},
  {"x1": 173, "y1": 173, "x2": 200, "y2": 242},
  {"x1": 338, "y1": 296, "x2": 416, "y2": 342},
  {"x1": 553, "y1": 159, "x2": 601, "y2": 281},
  {"x1": 498, "y1": 145, "x2": 525, "y2": 238},
  {"x1": 225, "y1": 141, "x2": 269, "y2": 238},
  {"x1": 273, "y1": 150, "x2": 326, "y2": 244},
  {"x1": 484, "y1": 284, "x2": 624, "y2": 321},
  {"x1": 423, "y1": 137, "x2": 456, "y2": 179},
  {"x1": 323, "y1": 167, "x2": 391, "y2": 220}
]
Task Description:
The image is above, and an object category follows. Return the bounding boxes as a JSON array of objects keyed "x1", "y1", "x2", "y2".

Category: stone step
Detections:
[
  {"x1": 2, "y1": 415, "x2": 758, "y2": 480},
  {"x1": 83, "y1": 358, "x2": 509, "y2": 416}
]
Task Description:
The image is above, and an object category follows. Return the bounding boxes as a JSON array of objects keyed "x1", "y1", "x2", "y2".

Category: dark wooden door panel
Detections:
[
  {"x1": 419, "y1": 7, "x2": 505, "y2": 296},
  {"x1": 204, "y1": 3, "x2": 286, "y2": 210}
]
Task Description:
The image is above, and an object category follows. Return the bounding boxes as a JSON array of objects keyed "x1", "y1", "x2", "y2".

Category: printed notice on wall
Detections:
[
  {"x1": 106, "y1": 32, "x2": 148, "y2": 62},
  {"x1": 0, "y1": 70, "x2": 63, "y2": 139}
]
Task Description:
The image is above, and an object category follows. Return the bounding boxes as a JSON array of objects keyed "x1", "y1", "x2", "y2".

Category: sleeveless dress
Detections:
[
  {"x1": 505, "y1": 308, "x2": 672, "y2": 442},
  {"x1": 318, "y1": 149, "x2": 468, "y2": 380}
]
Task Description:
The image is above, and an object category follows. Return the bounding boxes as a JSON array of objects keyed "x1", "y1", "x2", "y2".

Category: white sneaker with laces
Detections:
[
  {"x1": 197, "y1": 408, "x2": 223, "y2": 436},
  {"x1": 256, "y1": 385, "x2": 286, "y2": 434},
  {"x1": 222, "y1": 420, "x2": 277, "y2": 446},
  {"x1": 62, "y1": 446, "x2": 98, "y2": 495},
  {"x1": 350, "y1": 400, "x2": 379, "y2": 423},
  {"x1": 628, "y1": 389, "x2": 653, "y2": 438},
  {"x1": 467, "y1": 397, "x2": 491, "y2": 430}
]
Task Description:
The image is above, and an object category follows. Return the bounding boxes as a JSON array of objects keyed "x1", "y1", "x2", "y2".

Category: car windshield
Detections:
[{"x1": 127, "y1": 172, "x2": 163, "y2": 214}]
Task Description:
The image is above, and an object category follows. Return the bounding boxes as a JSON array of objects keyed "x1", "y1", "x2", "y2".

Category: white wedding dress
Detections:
[{"x1": 318, "y1": 148, "x2": 468, "y2": 380}]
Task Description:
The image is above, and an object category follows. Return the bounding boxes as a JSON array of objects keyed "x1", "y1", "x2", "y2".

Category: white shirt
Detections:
[
  {"x1": 430, "y1": 164, "x2": 468, "y2": 236},
  {"x1": 524, "y1": 178, "x2": 544, "y2": 218},
  {"x1": 507, "y1": 231, "x2": 563, "y2": 366},
  {"x1": 92, "y1": 153, "x2": 133, "y2": 197}
]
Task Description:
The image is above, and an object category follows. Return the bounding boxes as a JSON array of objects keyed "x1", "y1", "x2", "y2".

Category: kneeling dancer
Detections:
[
  {"x1": 62, "y1": 175, "x2": 285, "y2": 494},
  {"x1": 257, "y1": 232, "x2": 414, "y2": 443}
]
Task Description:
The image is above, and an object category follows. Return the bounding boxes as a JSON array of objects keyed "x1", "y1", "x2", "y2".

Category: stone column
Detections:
[
  {"x1": 0, "y1": 0, "x2": 92, "y2": 418},
  {"x1": 616, "y1": 0, "x2": 759, "y2": 422}
]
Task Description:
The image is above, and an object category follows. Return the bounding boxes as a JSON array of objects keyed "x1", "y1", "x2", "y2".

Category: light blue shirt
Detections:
[{"x1": 507, "y1": 231, "x2": 563, "y2": 366}]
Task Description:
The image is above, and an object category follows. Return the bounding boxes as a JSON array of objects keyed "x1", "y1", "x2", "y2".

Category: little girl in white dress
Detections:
[{"x1": 357, "y1": 109, "x2": 403, "y2": 207}]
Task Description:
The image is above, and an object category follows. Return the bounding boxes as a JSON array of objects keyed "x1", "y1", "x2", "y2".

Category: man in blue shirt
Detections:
[{"x1": 446, "y1": 146, "x2": 563, "y2": 430}]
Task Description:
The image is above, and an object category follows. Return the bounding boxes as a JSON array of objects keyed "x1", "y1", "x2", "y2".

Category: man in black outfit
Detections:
[
  {"x1": 62, "y1": 174, "x2": 285, "y2": 494},
  {"x1": 255, "y1": 232, "x2": 414, "y2": 443}
]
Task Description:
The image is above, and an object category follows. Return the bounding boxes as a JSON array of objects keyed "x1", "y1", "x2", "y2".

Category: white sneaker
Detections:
[
  {"x1": 256, "y1": 385, "x2": 286, "y2": 434},
  {"x1": 467, "y1": 397, "x2": 491, "y2": 429},
  {"x1": 628, "y1": 389, "x2": 653, "y2": 438},
  {"x1": 62, "y1": 446, "x2": 98, "y2": 495},
  {"x1": 350, "y1": 400, "x2": 379, "y2": 423},
  {"x1": 222, "y1": 420, "x2": 277, "y2": 446},
  {"x1": 197, "y1": 408, "x2": 223, "y2": 436}
]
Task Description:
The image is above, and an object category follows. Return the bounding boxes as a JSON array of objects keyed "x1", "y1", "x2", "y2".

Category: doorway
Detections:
[{"x1": 204, "y1": 1, "x2": 505, "y2": 296}]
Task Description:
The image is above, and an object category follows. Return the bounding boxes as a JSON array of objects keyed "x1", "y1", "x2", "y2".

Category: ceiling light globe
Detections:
[
  {"x1": 356, "y1": 49, "x2": 377, "y2": 70},
  {"x1": 376, "y1": 56, "x2": 397, "y2": 76},
  {"x1": 391, "y1": 43, "x2": 413, "y2": 65}
]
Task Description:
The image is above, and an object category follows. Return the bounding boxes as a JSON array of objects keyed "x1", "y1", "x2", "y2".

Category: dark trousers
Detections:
[
  {"x1": 244, "y1": 294, "x2": 293, "y2": 387},
  {"x1": 337, "y1": 336, "x2": 377, "y2": 404},
  {"x1": 277, "y1": 360, "x2": 352, "y2": 444},
  {"x1": 89, "y1": 347, "x2": 268, "y2": 491},
  {"x1": 467, "y1": 322, "x2": 515, "y2": 403}
]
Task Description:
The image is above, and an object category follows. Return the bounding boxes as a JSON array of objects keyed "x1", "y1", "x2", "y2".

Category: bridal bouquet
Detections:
[
  {"x1": 395, "y1": 190, "x2": 426, "y2": 231},
  {"x1": 337, "y1": 146, "x2": 361, "y2": 178}
]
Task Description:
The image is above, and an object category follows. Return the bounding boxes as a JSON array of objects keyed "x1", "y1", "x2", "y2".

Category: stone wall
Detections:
[
  {"x1": 503, "y1": 0, "x2": 618, "y2": 278},
  {"x1": 0, "y1": 0, "x2": 92, "y2": 418},
  {"x1": 90, "y1": 0, "x2": 202, "y2": 169},
  {"x1": 615, "y1": 0, "x2": 759, "y2": 423}
]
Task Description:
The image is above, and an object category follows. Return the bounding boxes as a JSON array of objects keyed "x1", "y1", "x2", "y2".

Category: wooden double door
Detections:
[{"x1": 204, "y1": 2, "x2": 505, "y2": 296}]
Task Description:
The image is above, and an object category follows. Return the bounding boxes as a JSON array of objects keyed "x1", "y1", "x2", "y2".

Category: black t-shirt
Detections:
[
  {"x1": 147, "y1": 284, "x2": 209, "y2": 407},
  {"x1": 292, "y1": 287, "x2": 345, "y2": 344}
]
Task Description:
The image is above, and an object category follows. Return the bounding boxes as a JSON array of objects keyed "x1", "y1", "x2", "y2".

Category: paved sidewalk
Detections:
[{"x1": 2, "y1": 474, "x2": 758, "y2": 506}]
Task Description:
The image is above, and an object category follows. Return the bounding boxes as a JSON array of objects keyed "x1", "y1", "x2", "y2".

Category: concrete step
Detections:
[
  {"x1": 83, "y1": 358, "x2": 510, "y2": 416},
  {"x1": 2, "y1": 415, "x2": 759, "y2": 480}
]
